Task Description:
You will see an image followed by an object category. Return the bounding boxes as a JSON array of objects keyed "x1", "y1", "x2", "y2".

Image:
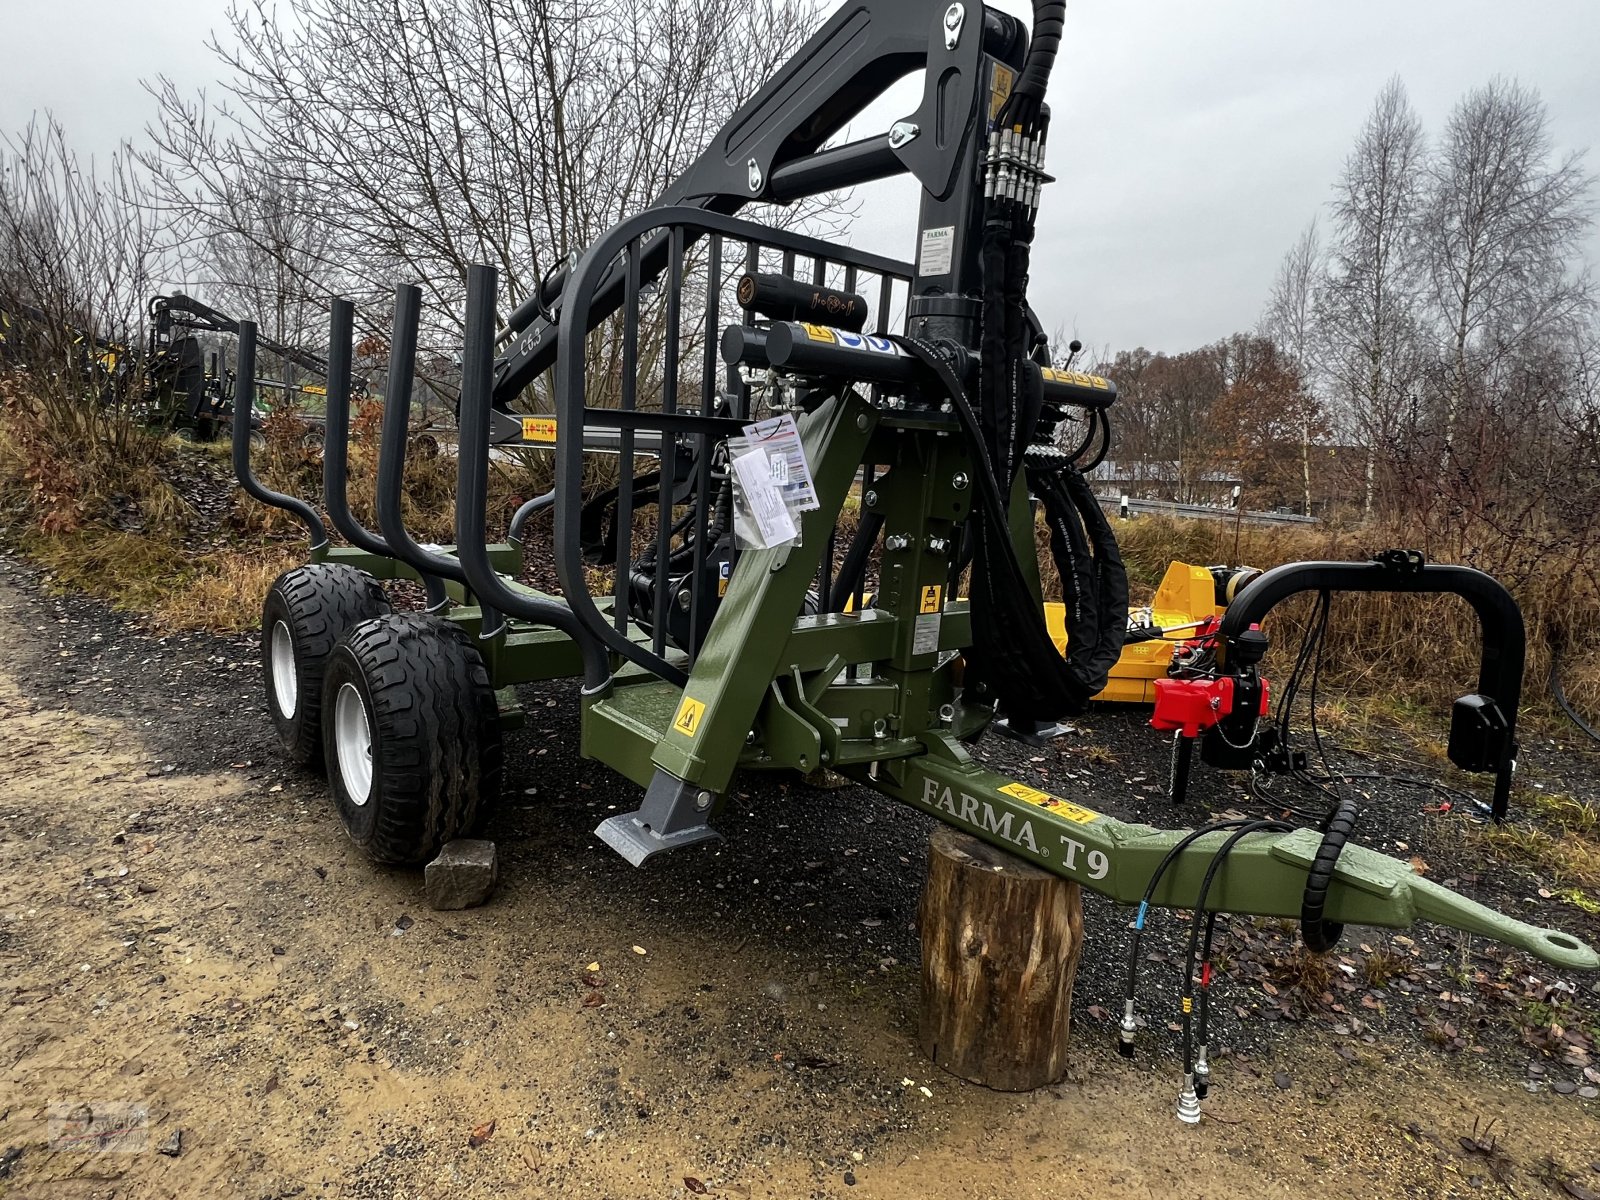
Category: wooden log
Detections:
[{"x1": 919, "y1": 825, "x2": 1084, "y2": 1091}]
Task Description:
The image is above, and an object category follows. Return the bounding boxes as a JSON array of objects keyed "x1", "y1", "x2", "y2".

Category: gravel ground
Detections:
[{"x1": 2, "y1": 545, "x2": 1599, "y2": 1199}]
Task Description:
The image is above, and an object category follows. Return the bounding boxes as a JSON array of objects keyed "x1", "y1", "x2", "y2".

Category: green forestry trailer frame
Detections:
[{"x1": 236, "y1": 0, "x2": 1598, "y2": 1116}]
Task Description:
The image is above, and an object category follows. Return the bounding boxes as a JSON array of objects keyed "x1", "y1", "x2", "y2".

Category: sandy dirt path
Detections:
[{"x1": 1, "y1": 572, "x2": 1597, "y2": 1199}]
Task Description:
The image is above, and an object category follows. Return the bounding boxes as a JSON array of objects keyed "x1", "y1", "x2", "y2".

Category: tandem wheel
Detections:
[
  {"x1": 261, "y1": 563, "x2": 392, "y2": 768},
  {"x1": 320, "y1": 614, "x2": 503, "y2": 865}
]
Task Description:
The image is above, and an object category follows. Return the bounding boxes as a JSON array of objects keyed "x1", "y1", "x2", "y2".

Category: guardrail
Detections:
[{"x1": 1097, "y1": 493, "x2": 1317, "y2": 527}]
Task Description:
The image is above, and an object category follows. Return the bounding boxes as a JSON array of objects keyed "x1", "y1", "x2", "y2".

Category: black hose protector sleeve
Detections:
[
  {"x1": 893, "y1": 336, "x2": 1126, "y2": 718},
  {"x1": 829, "y1": 508, "x2": 887, "y2": 612},
  {"x1": 980, "y1": 224, "x2": 1011, "y2": 476},
  {"x1": 1031, "y1": 469, "x2": 1097, "y2": 678},
  {"x1": 1027, "y1": 467, "x2": 1128, "y2": 693},
  {"x1": 1005, "y1": 238, "x2": 1036, "y2": 475},
  {"x1": 1300, "y1": 796, "x2": 1360, "y2": 953},
  {"x1": 1064, "y1": 468, "x2": 1128, "y2": 685},
  {"x1": 999, "y1": 0, "x2": 1064, "y2": 129}
]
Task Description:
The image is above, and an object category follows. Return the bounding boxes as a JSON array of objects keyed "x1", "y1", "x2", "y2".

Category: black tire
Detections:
[
  {"x1": 321, "y1": 614, "x2": 502, "y2": 865},
  {"x1": 1300, "y1": 796, "x2": 1360, "y2": 953},
  {"x1": 262, "y1": 564, "x2": 391, "y2": 768},
  {"x1": 1169, "y1": 731, "x2": 1195, "y2": 802}
]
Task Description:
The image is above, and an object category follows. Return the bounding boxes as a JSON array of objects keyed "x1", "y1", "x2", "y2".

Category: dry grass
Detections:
[
  {"x1": 1358, "y1": 946, "x2": 1407, "y2": 988},
  {"x1": 1270, "y1": 944, "x2": 1334, "y2": 997},
  {"x1": 6, "y1": 366, "x2": 1600, "y2": 732},
  {"x1": 1097, "y1": 513, "x2": 1600, "y2": 732},
  {"x1": 153, "y1": 546, "x2": 301, "y2": 631},
  {"x1": 22, "y1": 526, "x2": 298, "y2": 632},
  {"x1": 1466, "y1": 789, "x2": 1600, "y2": 893}
]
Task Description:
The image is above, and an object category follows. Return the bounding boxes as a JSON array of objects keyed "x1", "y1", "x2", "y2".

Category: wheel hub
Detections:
[
  {"x1": 334, "y1": 682, "x2": 374, "y2": 805},
  {"x1": 269, "y1": 620, "x2": 298, "y2": 718}
]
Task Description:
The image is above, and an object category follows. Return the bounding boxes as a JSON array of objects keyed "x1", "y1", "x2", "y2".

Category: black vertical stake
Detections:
[
  {"x1": 615, "y1": 242, "x2": 641, "y2": 638},
  {"x1": 373, "y1": 284, "x2": 472, "y2": 604},
  {"x1": 320, "y1": 299, "x2": 447, "y2": 609},
  {"x1": 689, "y1": 234, "x2": 722, "y2": 665},
  {"x1": 231, "y1": 319, "x2": 328, "y2": 551}
]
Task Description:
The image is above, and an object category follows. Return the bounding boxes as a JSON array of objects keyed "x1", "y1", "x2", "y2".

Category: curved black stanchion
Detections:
[
  {"x1": 507, "y1": 489, "x2": 556, "y2": 551},
  {"x1": 1219, "y1": 558, "x2": 1524, "y2": 820},
  {"x1": 456, "y1": 265, "x2": 609, "y2": 691},
  {"x1": 232, "y1": 320, "x2": 328, "y2": 552},
  {"x1": 373, "y1": 284, "x2": 495, "y2": 628},
  {"x1": 321, "y1": 299, "x2": 447, "y2": 610},
  {"x1": 553, "y1": 205, "x2": 912, "y2": 681}
]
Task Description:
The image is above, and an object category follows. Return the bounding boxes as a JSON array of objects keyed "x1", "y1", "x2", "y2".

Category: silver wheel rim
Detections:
[
  {"x1": 334, "y1": 683, "x2": 374, "y2": 805},
  {"x1": 269, "y1": 621, "x2": 298, "y2": 718}
]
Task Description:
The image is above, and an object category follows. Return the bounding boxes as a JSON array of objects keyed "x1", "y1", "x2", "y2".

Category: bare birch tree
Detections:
[
  {"x1": 1421, "y1": 77, "x2": 1595, "y2": 459},
  {"x1": 1321, "y1": 76, "x2": 1426, "y2": 515},
  {"x1": 1261, "y1": 217, "x2": 1324, "y2": 514},
  {"x1": 143, "y1": 0, "x2": 822, "y2": 357},
  {"x1": 204, "y1": 171, "x2": 338, "y2": 380}
]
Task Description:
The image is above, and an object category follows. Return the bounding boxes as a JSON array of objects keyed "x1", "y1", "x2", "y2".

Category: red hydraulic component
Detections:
[
  {"x1": 1151, "y1": 675, "x2": 1270, "y2": 738},
  {"x1": 1151, "y1": 677, "x2": 1235, "y2": 738}
]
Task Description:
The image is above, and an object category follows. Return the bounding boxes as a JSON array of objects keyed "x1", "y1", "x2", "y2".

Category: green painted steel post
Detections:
[{"x1": 649, "y1": 391, "x2": 878, "y2": 794}]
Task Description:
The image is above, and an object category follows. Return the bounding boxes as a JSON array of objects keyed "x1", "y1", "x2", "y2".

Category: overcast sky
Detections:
[{"x1": 3, "y1": 0, "x2": 1596, "y2": 353}]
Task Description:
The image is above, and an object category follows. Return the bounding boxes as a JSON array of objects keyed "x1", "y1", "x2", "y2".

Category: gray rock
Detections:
[
  {"x1": 425, "y1": 840, "x2": 498, "y2": 911},
  {"x1": 157, "y1": 1130, "x2": 182, "y2": 1157}
]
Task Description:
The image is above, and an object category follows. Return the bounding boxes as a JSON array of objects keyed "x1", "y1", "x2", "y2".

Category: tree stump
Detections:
[{"x1": 919, "y1": 825, "x2": 1084, "y2": 1091}]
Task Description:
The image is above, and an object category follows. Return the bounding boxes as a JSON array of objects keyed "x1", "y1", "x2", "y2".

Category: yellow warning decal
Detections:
[
  {"x1": 919, "y1": 584, "x2": 943, "y2": 614},
  {"x1": 998, "y1": 781, "x2": 1100, "y2": 823},
  {"x1": 1041, "y1": 368, "x2": 1111, "y2": 391},
  {"x1": 988, "y1": 61, "x2": 1015, "y2": 123},
  {"x1": 672, "y1": 696, "x2": 706, "y2": 738},
  {"x1": 522, "y1": 416, "x2": 558, "y2": 443},
  {"x1": 800, "y1": 322, "x2": 836, "y2": 344}
]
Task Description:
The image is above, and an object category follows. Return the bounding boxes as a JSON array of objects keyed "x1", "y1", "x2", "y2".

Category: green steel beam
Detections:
[
  {"x1": 852, "y1": 732, "x2": 1600, "y2": 972},
  {"x1": 650, "y1": 391, "x2": 878, "y2": 792}
]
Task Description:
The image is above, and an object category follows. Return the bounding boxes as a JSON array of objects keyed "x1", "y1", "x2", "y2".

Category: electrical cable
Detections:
[{"x1": 1551, "y1": 641, "x2": 1600, "y2": 744}]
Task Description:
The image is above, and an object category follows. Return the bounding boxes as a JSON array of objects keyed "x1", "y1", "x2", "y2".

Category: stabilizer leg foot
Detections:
[{"x1": 595, "y1": 769, "x2": 722, "y2": 866}]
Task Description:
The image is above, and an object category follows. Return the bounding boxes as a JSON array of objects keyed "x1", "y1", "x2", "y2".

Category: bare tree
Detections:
[
  {"x1": 1321, "y1": 76, "x2": 1427, "y2": 516},
  {"x1": 205, "y1": 171, "x2": 338, "y2": 380},
  {"x1": 1422, "y1": 77, "x2": 1596, "y2": 458},
  {"x1": 143, "y1": 0, "x2": 824, "y2": 373},
  {"x1": 1260, "y1": 217, "x2": 1324, "y2": 514},
  {"x1": 0, "y1": 115, "x2": 178, "y2": 529}
]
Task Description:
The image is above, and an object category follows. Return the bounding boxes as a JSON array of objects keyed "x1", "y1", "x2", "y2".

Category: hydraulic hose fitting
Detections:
[
  {"x1": 1176, "y1": 1073, "x2": 1202, "y2": 1125},
  {"x1": 1193, "y1": 1045, "x2": 1211, "y2": 1099},
  {"x1": 1117, "y1": 1000, "x2": 1137, "y2": 1059}
]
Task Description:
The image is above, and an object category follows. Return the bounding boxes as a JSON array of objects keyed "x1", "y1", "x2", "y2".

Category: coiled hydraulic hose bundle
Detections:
[{"x1": 925, "y1": 0, "x2": 1128, "y2": 722}]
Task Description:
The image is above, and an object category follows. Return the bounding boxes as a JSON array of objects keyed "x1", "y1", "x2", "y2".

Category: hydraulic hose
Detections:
[
  {"x1": 1117, "y1": 818, "x2": 1259, "y2": 1058},
  {"x1": 1551, "y1": 641, "x2": 1600, "y2": 744},
  {"x1": 1178, "y1": 820, "x2": 1292, "y2": 1121}
]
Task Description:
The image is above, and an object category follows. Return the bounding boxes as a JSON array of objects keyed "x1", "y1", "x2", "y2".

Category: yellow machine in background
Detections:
[
  {"x1": 852, "y1": 560, "x2": 1255, "y2": 707},
  {"x1": 1045, "y1": 562, "x2": 1250, "y2": 704}
]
